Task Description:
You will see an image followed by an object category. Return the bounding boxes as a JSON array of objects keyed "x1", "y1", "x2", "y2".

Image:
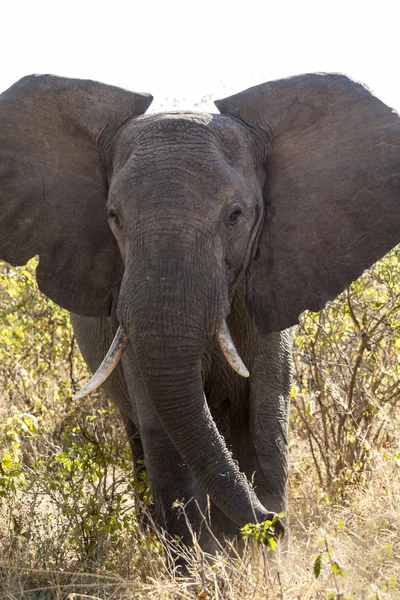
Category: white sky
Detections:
[{"x1": 1, "y1": 0, "x2": 399, "y2": 112}]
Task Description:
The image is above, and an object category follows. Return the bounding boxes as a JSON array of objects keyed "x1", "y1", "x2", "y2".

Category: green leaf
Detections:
[
  {"x1": 239, "y1": 514, "x2": 284, "y2": 548},
  {"x1": 331, "y1": 560, "x2": 345, "y2": 577},
  {"x1": 267, "y1": 536, "x2": 277, "y2": 550},
  {"x1": 1, "y1": 454, "x2": 13, "y2": 470},
  {"x1": 314, "y1": 554, "x2": 322, "y2": 578}
]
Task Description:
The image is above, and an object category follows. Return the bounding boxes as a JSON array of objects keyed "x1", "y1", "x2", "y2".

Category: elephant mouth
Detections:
[{"x1": 72, "y1": 319, "x2": 249, "y2": 400}]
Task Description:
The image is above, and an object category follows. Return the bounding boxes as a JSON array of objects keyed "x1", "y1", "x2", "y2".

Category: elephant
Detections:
[{"x1": 1, "y1": 72, "x2": 400, "y2": 554}]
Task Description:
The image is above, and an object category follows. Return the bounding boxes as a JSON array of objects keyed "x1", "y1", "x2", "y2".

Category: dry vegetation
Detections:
[{"x1": 0, "y1": 255, "x2": 399, "y2": 599}]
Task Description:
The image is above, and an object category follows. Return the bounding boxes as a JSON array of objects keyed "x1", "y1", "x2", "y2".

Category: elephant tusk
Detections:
[
  {"x1": 72, "y1": 326, "x2": 129, "y2": 400},
  {"x1": 216, "y1": 319, "x2": 249, "y2": 378}
]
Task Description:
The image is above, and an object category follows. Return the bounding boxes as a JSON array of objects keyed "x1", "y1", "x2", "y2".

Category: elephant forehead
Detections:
[
  {"x1": 115, "y1": 111, "x2": 257, "y2": 167},
  {"x1": 139, "y1": 111, "x2": 214, "y2": 131}
]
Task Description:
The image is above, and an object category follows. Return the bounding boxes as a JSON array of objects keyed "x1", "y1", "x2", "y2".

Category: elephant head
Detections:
[{"x1": 1, "y1": 73, "x2": 399, "y2": 536}]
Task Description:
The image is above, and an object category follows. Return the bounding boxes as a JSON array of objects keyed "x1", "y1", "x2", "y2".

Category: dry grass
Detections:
[{"x1": 0, "y1": 428, "x2": 398, "y2": 600}]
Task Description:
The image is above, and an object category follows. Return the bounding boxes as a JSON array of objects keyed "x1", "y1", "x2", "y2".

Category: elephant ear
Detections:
[
  {"x1": 216, "y1": 74, "x2": 400, "y2": 334},
  {"x1": 0, "y1": 75, "x2": 152, "y2": 315}
]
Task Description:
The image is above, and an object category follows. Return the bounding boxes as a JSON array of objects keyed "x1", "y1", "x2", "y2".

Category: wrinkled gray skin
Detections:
[{"x1": 1, "y1": 73, "x2": 400, "y2": 553}]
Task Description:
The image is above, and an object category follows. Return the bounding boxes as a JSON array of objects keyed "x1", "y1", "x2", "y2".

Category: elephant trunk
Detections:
[
  {"x1": 117, "y1": 236, "x2": 282, "y2": 531},
  {"x1": 129, "y1": 315, "x2": 268, "y2": 527}
]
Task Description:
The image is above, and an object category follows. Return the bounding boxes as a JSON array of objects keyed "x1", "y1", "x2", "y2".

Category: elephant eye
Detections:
[
  {"x1": 226, "y1": 206, "x2": 243, "y2": 226},
  {"x1": 108, "y1": 208, "x2": 122, "y2": 229}
]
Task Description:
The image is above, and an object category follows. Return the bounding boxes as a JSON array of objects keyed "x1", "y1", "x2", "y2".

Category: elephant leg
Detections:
[
  {"x1": 202, "y1": 385, "x2": 247, "y2": 546},
  {"x1": 243, "y1": 329, "x2": 294, "y2": 522}
]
